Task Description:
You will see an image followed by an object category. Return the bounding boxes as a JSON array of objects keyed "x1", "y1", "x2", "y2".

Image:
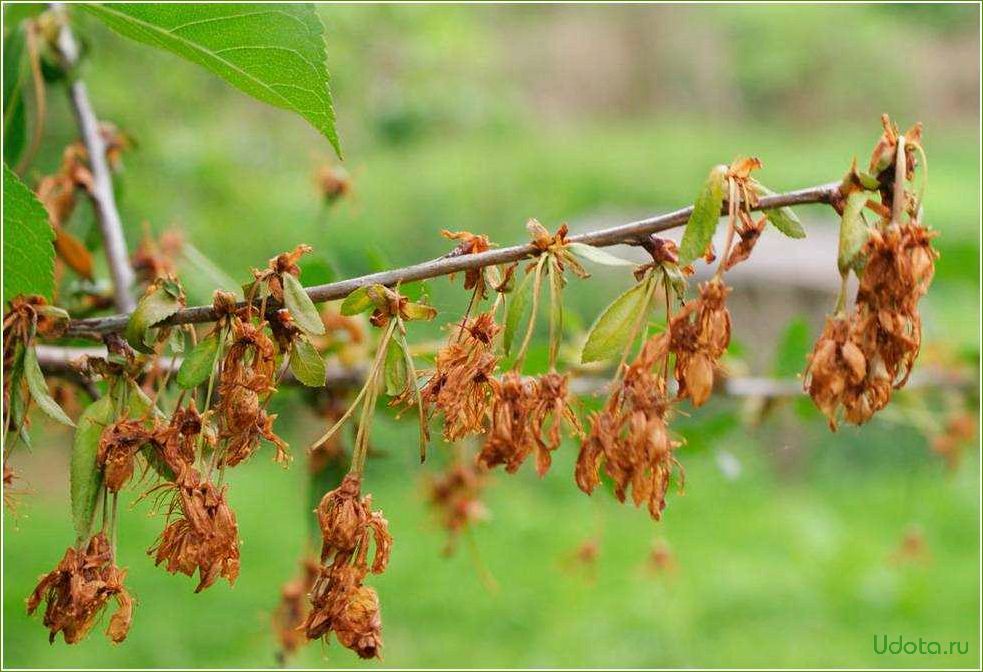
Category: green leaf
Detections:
[
  {"x1": 23, "y1": 346, "x2": 75, "y2": 427},
  {"x1": 581, "y1": 280, "x2": 652, "y2": 364},
  {"x1": 3, "y1": 25, "x2": 27, "y2": 167},
  {"x1": 290, "y1": 336, "x2": 326, "y2": 387},
  {"x1": 754, "y1": 182, "x2": 806, "y2": 239},
  {"x1": 125, "y1": 283, "x2": 186, "y2": 354},
  {"x1": 503, "y1": 269, "x2": 534, "y2": 357},
  {"x1": 402, "y1": 301, "x2": 437, "y2": 322},
  {"x1": 71, "y1": 394, "x2": 114, "y2": 539},
  {"x1": 340, "y1": 284, "x2": 382, "y2": 316},
  {"x1": 83, "y1": 3, "x2": 340, "y2": 156},
  {"x1": 566, "y1": 242, "x2": 635, "y2": 267},
  {"x1": 282, "y1": 271, "x2": 324, "y2": 335},
  {"x1": 838, "y1": 190, "x2": 871, "y2": 276},
  {"x1": 176, "y1": 332, "x2": 220, "y2": 389},
  {"x1": 678, "y1": 165, "x2": 727, "y2": 265},
  {"x1": 383, "y1": 338, "x2": 408, "y2": 396},
  {"x1": 773, "y1": 317, "x2": 812, "y2": 377},
  {"x1": 2, "y1": 164, "x2": 54, "y2": 306}
]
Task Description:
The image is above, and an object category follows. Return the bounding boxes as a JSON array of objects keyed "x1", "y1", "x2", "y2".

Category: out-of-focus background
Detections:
[{"x1": 3, "y1": 4, "x2": 980, "y2": 668}]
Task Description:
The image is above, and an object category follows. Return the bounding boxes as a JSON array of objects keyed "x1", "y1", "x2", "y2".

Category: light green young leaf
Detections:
[
  {"x1": 383, "y1": 338, "x2": 408, "y2": 396},
  {"x1": 71, "y1": 394, "x2": 114, "y2": 539},
  {"x1": 753, "y1": 182, "x2": 806, "y2": 239},
  {"x1": 290, "y1": 336, "x2": 326, "y2": 387},
  {"x1": 679, "y1": 165, "x2": 728, "y2": 265},
  {"x1": 3, "y1": 164, "x2": 54, "y2": 306},
  {"x1": 566, "y1": 242, "x2": 635, "y2": 267},
  {"x1": 176, "y1": 332, "x2": 220, "y2": 389},
  {"x1": 340, "y1": 285, "x2": 373, "y2": 316},
  {"x1": 125, "y1": 283, "x2": 186, "y2": 354},
  {"x1": 504, "y1": 270, "x2": 534, "y2": 357},
  {"x1": 283, "y1": 272, "x2": 325, "y2": 335},
  {"x1": 402, "y1": 301, "x2": 437, "y2": 322},
  {"x1": 581, "y1": 280, "x2": 652, "y2": 364},
  {"x1": 83, "y1": 3, "x2": 341, "y2": 156},
  {"x1": 838, "y1": 190, "x2": 871, "y2": 276},
  {"x1": 24, "y1": 346, "x2": 75, "y2": 427}
]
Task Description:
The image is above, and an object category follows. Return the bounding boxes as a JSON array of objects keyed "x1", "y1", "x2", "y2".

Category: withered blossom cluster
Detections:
[
  {"x1": 8, "y1": 114, "x2": 952, "y2": 662},
  {"x1": 478, "y1": 370, "x2": 580, "y2": 476},
  {"x1": 805, "y1": 117, "x2": 937, "y2": 428},
  {"x1": 304, "y1": 473, "x2": 392, "y2": 659}
]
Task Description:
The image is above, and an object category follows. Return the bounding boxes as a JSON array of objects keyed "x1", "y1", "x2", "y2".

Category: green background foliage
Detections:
[{"x1": 3, "y1": 4, "x2": 979, "y2": 669}]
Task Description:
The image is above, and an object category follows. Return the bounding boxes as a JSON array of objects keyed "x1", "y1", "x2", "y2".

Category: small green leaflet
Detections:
[
  {"x1": 581, "y1": 279, "x2": 652, "y2": 364},
  {"x1": 290, "y1": 337, "x2": 327, "y2": 387},
  {"x1": 83, "y1": 3, "x2": 341, "y2": 156},
  {"x1": 125, "y1": 281, "x2": 186, "y2": 354},
  {"x1": 3, "y1": 164, "x2": 54, "y2": 306},
  {"x1": 679, "y1": 165, "x2": 727, "y2": 265},
  {"x1": 282, "y1": 272, "x2": 325, "y2": 336},
  {"x1": 402, "y1": 300, "x2": 437, "y2": 322},
  {"x1": 753, "y1": 182, "x2": 806, "y2": 239},
  {"x1": 838, "y1": 190, "x2": 871, "y2": 276},
  {"x1": 24, "y1": 346, "x2": 75, "y2": 427},
  {"x1": 176, "y1": 332, "x2": 221, "y2": 389},
  {"x1": 566, "y1": 242, "x2": 635, "y2": 267},
  {"x1": 383, "y1": 337, "x2": 408, "y2": 396},
  {"x1": 340, "y1": 285, "x2": 374, "y2": 316},
  {"x1": 504, "y1": 270, "x2": 534, "y2": 356},
  {"x1": 71, "y1": 394, "x2": 114, "y2": 539}
]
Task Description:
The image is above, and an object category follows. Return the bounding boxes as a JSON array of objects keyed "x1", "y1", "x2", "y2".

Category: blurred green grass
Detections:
[
  {"x1": 3, "y1": 4, "x2": 980, "y2": 669},
  {"x1": 4, "y1": 407, "x2": 979, "y2": 668}
]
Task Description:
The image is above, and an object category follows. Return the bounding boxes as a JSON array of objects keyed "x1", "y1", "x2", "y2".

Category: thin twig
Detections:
[
  {"x1": 64, "y1": 181, "x2": 841, "y2": 337},
  {"x1": 50, "y1": 3, "x2": 136, "y2": 313}
]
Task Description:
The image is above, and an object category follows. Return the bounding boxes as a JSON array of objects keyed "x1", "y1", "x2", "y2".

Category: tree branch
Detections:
[
  {"x1": 35, "y1": 344, "x2": 971, "y2": 399},
  {"x1": 51, "y1": 3, "x2": 136, "y2": 313},
  {"x1": 64, "y1": 181, "x2": 841, "y2": 337}
]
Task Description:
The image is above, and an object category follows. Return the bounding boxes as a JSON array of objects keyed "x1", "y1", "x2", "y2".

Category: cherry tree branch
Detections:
[
  {"x1": 63, "y1": 181, "x2": 841, "y2": 338},
  {"x1": 35, "y1": 344, "x2": 972, "y2": 399},
  {"x1": 51, "y1": 3, "x2": 136, "y2": 313}
]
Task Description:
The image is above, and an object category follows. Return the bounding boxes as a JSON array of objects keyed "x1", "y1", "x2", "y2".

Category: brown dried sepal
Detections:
[{"x1": 442, "y1": 229, "x2": 492, "y2": 295}]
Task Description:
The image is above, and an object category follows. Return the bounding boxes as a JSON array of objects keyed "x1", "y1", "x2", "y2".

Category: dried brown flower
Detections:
[
  {"x1": 216, "y1": 317, "x2": 288, "y2": 467},
  {"x1": 803, "y1": 315, "x2": 870, "y2": 429},
  {"x1": 27, "y1": 533, "x2": 133, "y2": 644},
  {"x1": 148, "y1": 469, "x2": 240, "y2": 592},
  {"x1": 98, "y1": 418, "x2": 152, "y2": 492},
  {"x1": 442, "y1": 229, "x2": 492, "y2": 295},
  {"x1": 478, "y1": 371, "x2": 580, "y2": 476},
  {"x1": 305, "y1": 475, "x2": 391, "y2": 659},
  {"x1": 426, "y1": 459, "x2": 488, "y2": 553},
  {"x1": 576, "y1": 336, "x2": 684, "y2": 520},
  {"x1": 417, "y1": 312, "x2": 500, "y2": 442},
  {"x1": 272, "y1": 556, "x2": 320, "y2": 662},
  {"x1": 669, "y1": 280, "x2": 732, "y2": 407}
]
